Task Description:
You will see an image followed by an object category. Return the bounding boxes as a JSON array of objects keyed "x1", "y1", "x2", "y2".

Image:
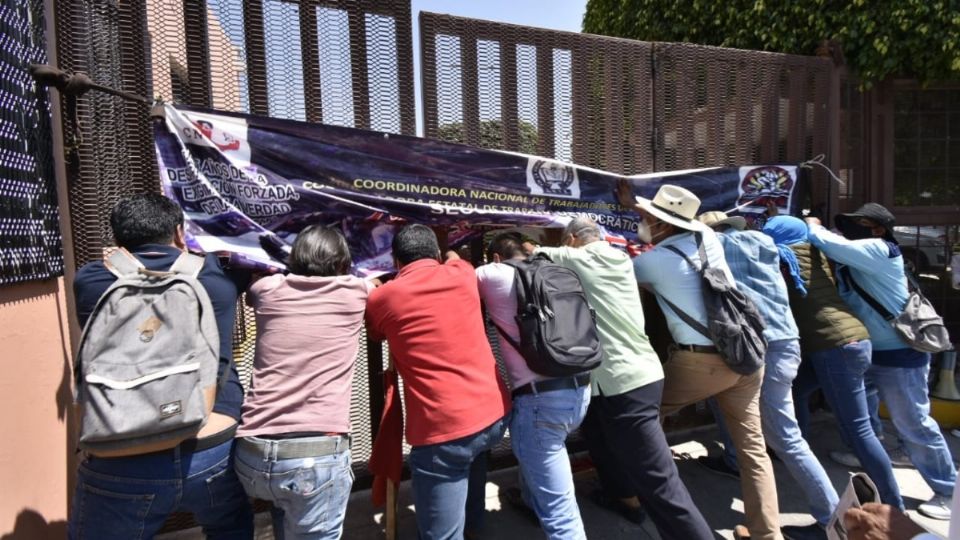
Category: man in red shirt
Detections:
[{"x1": 366, "y1": 224, "x2": 512, "y2": 540}]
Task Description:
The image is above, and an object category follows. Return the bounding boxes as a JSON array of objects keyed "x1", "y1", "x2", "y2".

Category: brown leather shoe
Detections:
[{"x1": 734, "y1": 525, "x2": 751, "y2": 540}]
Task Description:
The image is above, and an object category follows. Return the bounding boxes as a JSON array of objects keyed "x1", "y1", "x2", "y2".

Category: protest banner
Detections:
[{"x1": 155, "y1": 104, "x2": 804, "y2": 276}]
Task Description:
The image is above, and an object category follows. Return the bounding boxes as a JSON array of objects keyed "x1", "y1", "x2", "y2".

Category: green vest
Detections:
[{"x1": 788, "y1": 243, "x2": 870, "y2": 354}]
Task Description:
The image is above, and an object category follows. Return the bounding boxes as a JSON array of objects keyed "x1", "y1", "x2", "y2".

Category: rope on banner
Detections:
[{"x1": 800, "y1": 154, "x2": 846, "y2": 188}]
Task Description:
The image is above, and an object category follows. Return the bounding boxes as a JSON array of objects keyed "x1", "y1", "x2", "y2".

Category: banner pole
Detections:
[{"x1": 386, "y1": 478, "x2": 398, "y2": 540}]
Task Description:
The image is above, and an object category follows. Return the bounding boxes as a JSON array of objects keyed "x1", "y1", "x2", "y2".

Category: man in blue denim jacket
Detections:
[
  {"x1": 698, "y1": 211, "x2": 839, "y2": 536},
  {"x1": 807, "y1": 203, "x2": 956, "y2": 521}
]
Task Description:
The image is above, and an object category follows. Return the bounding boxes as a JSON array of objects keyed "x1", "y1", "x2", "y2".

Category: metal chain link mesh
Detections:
[
  {"x1": 0, "y1": 0, "x2": 64, "y2": 285},
  {"x1": 422, "y1": 13, "x2": 655, "y2": 175},
  {"x1": 652, "y1": 43, "x2": 831, "y2": 188},
  {"x1": 55, "y1": 0, "x2": 157, "y2": 267}
]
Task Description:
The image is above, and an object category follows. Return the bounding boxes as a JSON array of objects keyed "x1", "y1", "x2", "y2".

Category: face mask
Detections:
[
  {"x1": 649, "y1": 221, "x2": 673, "y2": 245},
  {"x1": 636, "y1": 221, "x2": 653, "y2": 244},
  {"x1": 841, "y1": 222, "x2": 874, "y2": 240}
]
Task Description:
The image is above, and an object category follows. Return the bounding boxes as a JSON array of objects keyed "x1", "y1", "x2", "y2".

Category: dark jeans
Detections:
[
  {"x1": 408, "y1": 417, "x2": 508, "y2": 540},
  {"x1": 793, "y1": 340, "x2": 904, "y2": 509},
  {"x1": 583, "y1": 380, "x2": 713, "y2": 540},
  {"x1": 67, "y1": 438, "x2": 253, "y2": 539}
]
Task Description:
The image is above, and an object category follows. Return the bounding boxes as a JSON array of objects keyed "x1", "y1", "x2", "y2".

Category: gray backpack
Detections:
[
  {"x1": 74, "y1": 249, "x2": 221, "y2": 456},
  {"x1": 843, "y1": 267, "x2": 952, "y2": 354},
  {"x1": 660, "y1": 233, "x2": 767, "y2": 375}
]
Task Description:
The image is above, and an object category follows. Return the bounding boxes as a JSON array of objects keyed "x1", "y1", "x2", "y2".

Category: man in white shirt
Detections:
[
  {"x1": 624, "y1": 183, "x2": 782, "y2": 540},
  {"x1": 476, "y1": 232, "x2": 590, "y2": 540}
]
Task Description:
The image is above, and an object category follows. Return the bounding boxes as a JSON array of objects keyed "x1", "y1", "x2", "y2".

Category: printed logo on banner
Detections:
[
  {"x1": 736, "y1": 166, "x2": 795, "y2": 213},
  {"x1": 178, "y1": 112, "x2": 252, "y2": 164},
  {"x1": 526, "y1": 158, "x2": 580, "y2": 198},
  {"x1": 194, "y1": 120, "x2": 240, "y2": 152}
]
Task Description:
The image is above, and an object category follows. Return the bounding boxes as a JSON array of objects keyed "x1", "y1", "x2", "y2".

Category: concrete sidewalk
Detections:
[{"x1": 160, "y1": 411, "x2": 958, "y2": 539}]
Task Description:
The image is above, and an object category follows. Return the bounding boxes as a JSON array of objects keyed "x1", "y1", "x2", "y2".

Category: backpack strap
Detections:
[
  {"x1": 662, "y1": 231, "x2": 708, "y2": 272},
  {"x1": 663, "y1": 245, "x2": 701, "y2": 273},
  {"x1": 503, "y1": 257, "x2": 532, "y2": 310},
  {"x1": 840, "y1": 266, "x2": 896, "y2": 321},
  {"x1": 104, "y1": 248, "x2": 145, "y2": 278},
  {"x1": 489, "y1": 318, "x2": 524, "y2": 358},
  {"x1": 694, "y1": 232, "x2": 709, "y2": 270},
  {"x1": 169, "y1": 252, "x2": 205, "y2": 278},
  {"x1": 659, "y1": 295, "x2": 712, "y2": 341},
  {"x1": 661, "y1": 233, "x2": 712, "y2": 340}
]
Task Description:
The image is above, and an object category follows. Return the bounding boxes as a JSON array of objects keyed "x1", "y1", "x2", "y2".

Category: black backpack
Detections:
[
  {"x1": 660, "y1": 232, "x2": 766, "y2": 375},
  {"x1": 489, "y1": 253, "x2": 604, "y2": 377}
]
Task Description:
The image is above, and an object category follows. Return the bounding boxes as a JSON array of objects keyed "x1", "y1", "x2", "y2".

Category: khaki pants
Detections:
[{"x1": 661, "y1": 349, "x2": 782, "y2": 540}]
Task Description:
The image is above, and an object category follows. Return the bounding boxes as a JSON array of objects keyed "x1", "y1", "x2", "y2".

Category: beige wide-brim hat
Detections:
[
  {"x1": 635, "y1": 184, "x2": 706, "y2": 232},
  {"x1": 698, "y1": 210, "x2": 747, "y2": 231}
]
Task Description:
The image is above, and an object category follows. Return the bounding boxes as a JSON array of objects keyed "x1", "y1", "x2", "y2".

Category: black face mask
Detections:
[{"x1": 841, "y1": 222, "x2": 875, "y2": 240}]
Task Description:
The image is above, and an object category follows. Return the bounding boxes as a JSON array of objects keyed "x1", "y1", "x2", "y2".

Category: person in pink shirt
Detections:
[{"x1": 234, "y1": 225, "x2": 374, "y2": 540}]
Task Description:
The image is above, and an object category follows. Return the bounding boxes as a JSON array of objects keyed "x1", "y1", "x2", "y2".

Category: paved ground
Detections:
[{"x1": 160, "y1": 410, "x2": 958, "y2": 539}]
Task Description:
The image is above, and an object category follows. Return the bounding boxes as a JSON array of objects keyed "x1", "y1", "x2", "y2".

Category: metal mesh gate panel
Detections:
[
  {"x1": 56, "y1": 0, "x2": 416, "y2": 265},
  {"x1": 421, "y1": 12, "x2": 655, "y2": 175},
  {"x1": 0, "y1": 0, "x2": 63, "y2": 285},
  {"x1": 652, "y1": 43, "x2": 833, "y2": 197},
  {"x1": 54, "y1": 0, "x2": 156, "y2": 267}
]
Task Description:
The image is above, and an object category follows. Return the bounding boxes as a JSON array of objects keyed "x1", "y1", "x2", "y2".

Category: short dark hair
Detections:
[
  {"x1": 392, "y1": 224, "x2": 439, "y2": 265},
  {"x1": 287, "y1": 225, "x2": 352, "y2": 277},
  {"x1": 110, "y1": 193, "x2": 184, "y2": 248},
  {"x1": 487, "y1": 232, "x2": 524, "y2": 261}
]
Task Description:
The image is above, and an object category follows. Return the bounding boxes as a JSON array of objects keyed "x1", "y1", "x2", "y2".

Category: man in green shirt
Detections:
[{"x1": 533, "y1": 216, "x2": 713, "y2": 540}]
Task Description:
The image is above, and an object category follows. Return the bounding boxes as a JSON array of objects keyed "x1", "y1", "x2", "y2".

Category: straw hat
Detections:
[
  {"x1": 635, "y1": 184, "x2": 706, "y2": 232},
  {"x1": 697, "y1": 210, "x2": 747, "y2": 231}
]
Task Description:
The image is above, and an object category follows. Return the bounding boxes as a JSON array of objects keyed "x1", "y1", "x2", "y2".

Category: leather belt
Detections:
[
  {"x1": 183, "y1": 423, "x2": 237, "y2": 452},
  {"x1": 512, "y1": 373, "x2": 591, "y2": 398},
  {"x1": 238, "y1": 434, "x2": 350, "y2": 461},
  {"x1": 676, "y1": 343, "x2": 719, "y2": 354},
  {"x1": 86, "y1": 425, "x2": 238, "y2": 460}
]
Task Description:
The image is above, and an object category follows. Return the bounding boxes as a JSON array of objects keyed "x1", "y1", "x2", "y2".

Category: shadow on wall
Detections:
[
  {"x1": 1, "y1": 509, "x2": 67, "y2": 540},
  {"x1": 0, "y1": 278, "x2": 80, "y2": 531},
  {"x1": 0, "y1": 278, "x2": 61, "y2": 307}
]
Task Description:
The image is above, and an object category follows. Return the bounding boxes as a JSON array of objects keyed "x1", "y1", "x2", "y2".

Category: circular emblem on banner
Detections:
[
  {"x1": 739, "y1": 166, "x2": 793, "y2": 209},
  {"x1": 531, "y1": 159, "x2": 575, "y2": 196}
]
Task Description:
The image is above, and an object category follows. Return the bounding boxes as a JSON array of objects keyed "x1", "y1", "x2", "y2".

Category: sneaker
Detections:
[
  {"x1": 917, "y1": 494, "x2": 952, "y2": 520},
  {"x1": 886, "y1": 446, "x2": 913, "y2": 468},
  {"x1": 781, "y1": 523, "x2": 827, "y2": 540},
  {"x1": 696, "y1": 455, "x2": 740, "y2": 479},
  {"x1": 829, "y1": 450, "x2": 862, "y2": 469}
]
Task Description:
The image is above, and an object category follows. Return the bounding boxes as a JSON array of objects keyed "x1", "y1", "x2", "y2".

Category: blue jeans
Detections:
[
  {"x1": 712, "y1": 339, "x2": 840, "y2": 524},
  {"x1": 67, "y1": 438, "x2": 254, "y2": 539},
  {"x1": 793, "y1": 340, "x2": 904, "y2": 509},
  {"x1": 867, "y1": 359, "x2": 957, "y2": 497},
  {"x1": 408, "y1": 417, "x2": 509, "y2": 540},
  {"x1": 511, "y1": 386, "x2": 590, "y2": 540},
  {"x1": 234, "y1": 436, "x2": 353, "y2": 539}
]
